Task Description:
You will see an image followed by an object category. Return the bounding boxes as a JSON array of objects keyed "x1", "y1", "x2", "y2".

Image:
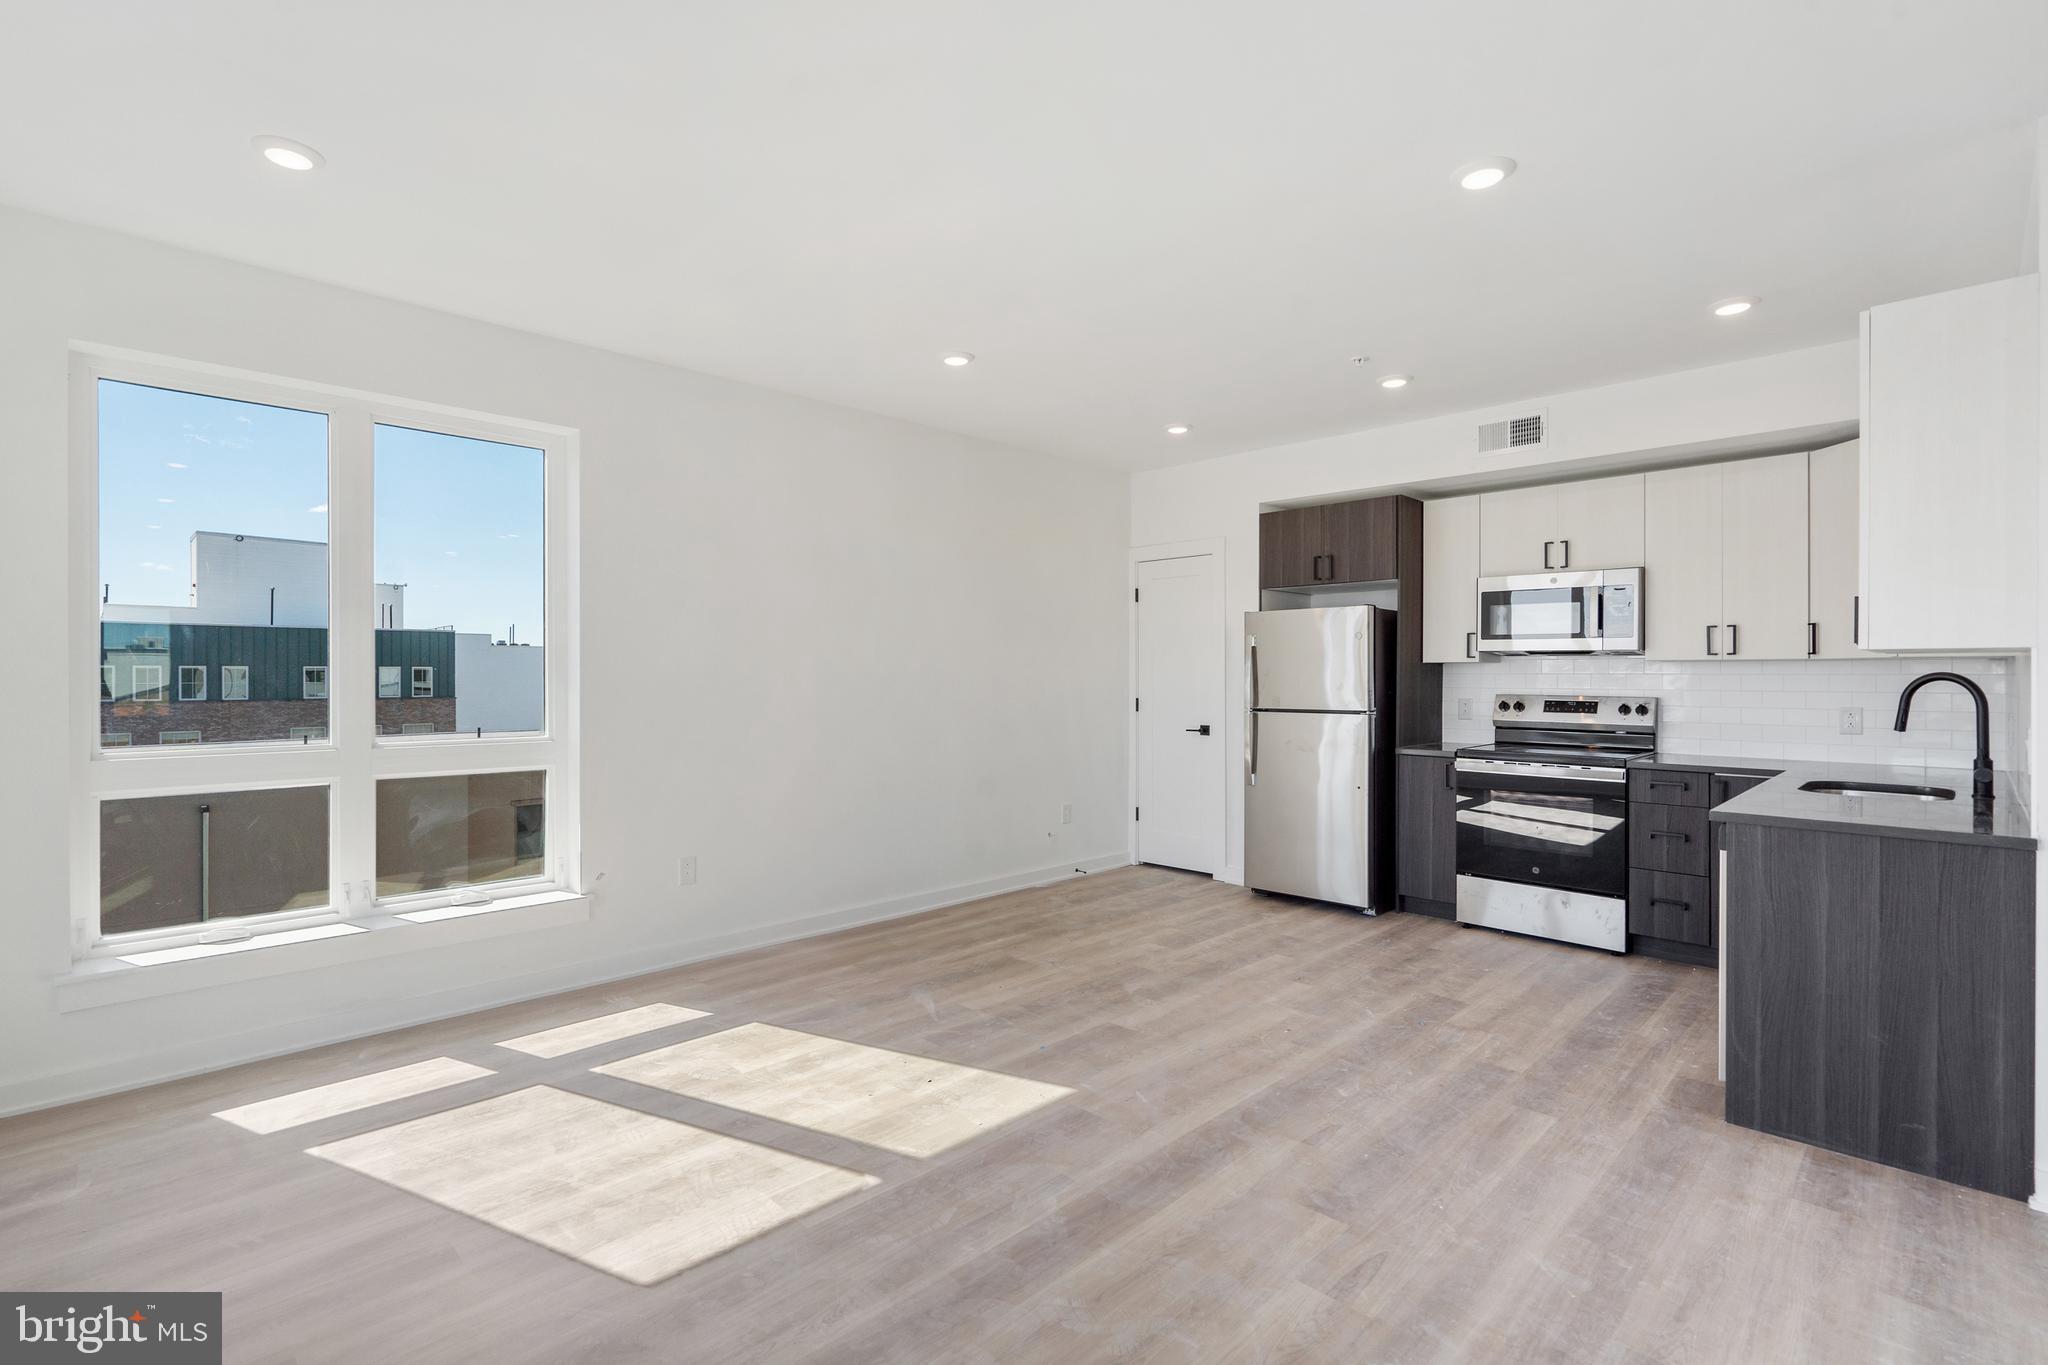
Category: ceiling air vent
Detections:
[{"x1": 1477, "y1": 410, "x2": 1548, "y2": 456}]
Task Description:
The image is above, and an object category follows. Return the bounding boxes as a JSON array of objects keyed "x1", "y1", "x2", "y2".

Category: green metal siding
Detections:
[
  {"x1": 376, "y1": 630, "x2": 456, "y2": 698},
  {"x1": 104, "y1": 625, "x2": 458, "y2": 700}
]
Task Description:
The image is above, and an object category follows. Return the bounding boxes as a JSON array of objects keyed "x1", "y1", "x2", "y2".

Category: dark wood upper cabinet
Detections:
[
  {"x1": 1259, "y1": 497, "x2": 1399, "y2": 589},
  {"x1": 1324, "y1": 498, "x2": 1399, "y2": 584},
  {"x1": 1258, "y1": 506, "x2": 1327, "y2": 589}
]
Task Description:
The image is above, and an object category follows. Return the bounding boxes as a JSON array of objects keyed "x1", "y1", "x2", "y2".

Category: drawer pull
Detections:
[
  {"x1": 1649, "y1": 830, "x2": 1690, "y2": 843},
  {"x1": 1651, "y1": 897, "x2": 1691, "y2": 911},
  {"x1": 1647, "y1": 779, "x2": 1688, "y2": 789}
]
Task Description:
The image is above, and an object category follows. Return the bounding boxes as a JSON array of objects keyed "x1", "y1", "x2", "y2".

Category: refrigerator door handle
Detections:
[
  {"x1": 1246, "y1": 711, "x2": 1258, "y2": 786},
  {"x1": 1245, "y1": 639, "x2": 1258, "y2": 711}
]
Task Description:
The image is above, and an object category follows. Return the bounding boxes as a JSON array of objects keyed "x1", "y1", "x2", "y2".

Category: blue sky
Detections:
[{"x1": 98, "y1": 381, "x2": 545, "y2": 642}]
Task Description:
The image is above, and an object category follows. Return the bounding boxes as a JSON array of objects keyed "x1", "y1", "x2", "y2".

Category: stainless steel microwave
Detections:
[{"x1": 1474, "y1": 568, "x2": 1642, "y2": 654}]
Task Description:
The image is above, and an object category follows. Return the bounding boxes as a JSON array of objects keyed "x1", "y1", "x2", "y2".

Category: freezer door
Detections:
[
  {"x1": 1245, "y1": 606, "x2": 1375, "y2": 712},
  {"x1": 1244, "y1": 709, "x2": 1373, "y2": 907}
]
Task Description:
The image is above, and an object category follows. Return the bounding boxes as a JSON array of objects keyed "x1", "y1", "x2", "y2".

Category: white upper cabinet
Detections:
[
  {"x1": 1644, "y1": 463, "x2": 1726, "y2": 660},
  {"x1": 1422, "y1": 494, "x2": 1481, "y2": 663},
  {"x1": 1807, "y1": 440, "x2": 1866, "y2": 659},
  {"x1": 1551, "y1": 474, "x2": 1647, "y2": 574},
  {"x1": 1718, "y1": 452, "x2": 1810, "y2": 661},
  {"x1": 1645, "y1": 453, "x2": 1809, "y2": 661},
  {"x1": 1477, "y1": 473, "x2": 1643, "y2": 576},
  {"x1": 1476, "y1": 484, "x2": 1557, "y2": 575},
  {"x1": 1860, "y1": 275, "x2": 2038, "y2": 653}
]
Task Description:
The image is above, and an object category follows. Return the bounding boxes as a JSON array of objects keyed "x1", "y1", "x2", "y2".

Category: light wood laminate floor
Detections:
[{"x1": 4, "y1": 865, "x2": 2047, "y2": 1363}]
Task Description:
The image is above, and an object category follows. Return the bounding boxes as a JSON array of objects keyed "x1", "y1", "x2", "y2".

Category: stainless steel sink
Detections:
[{"x1": 1798, "y1": 779, "x2": 1956, "y2": 802}]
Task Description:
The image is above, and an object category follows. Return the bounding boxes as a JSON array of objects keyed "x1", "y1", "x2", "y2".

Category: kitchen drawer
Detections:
[
  {"x1": 1630, "y1": 803, "x2": 1710, "y2": 876},
  {"x1": 1629, "y1": 767, "x2": 1710, "y2": 807},
  {"x1": 1628, "y1": 869, "x2": 1713, "y2": 947}
]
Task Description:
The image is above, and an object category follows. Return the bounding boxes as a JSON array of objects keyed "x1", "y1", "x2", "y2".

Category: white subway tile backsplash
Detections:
[{"x1": 1442, "y1": 654, "x2": 2020, "y2": 774}]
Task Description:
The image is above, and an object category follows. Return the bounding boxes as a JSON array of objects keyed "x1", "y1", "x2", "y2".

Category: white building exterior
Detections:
[
  {"x1": 454, "y1": 633, "x2": 545, "y2": 733},
  {"x1": 105, "y1": 531, "x2": 405, "y2": 628}
]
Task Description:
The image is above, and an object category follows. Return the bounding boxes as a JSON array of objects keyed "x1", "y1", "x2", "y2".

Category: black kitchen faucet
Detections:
[{"x1": 1894, "y1": 672, "x2": 1994, "y2": 803}]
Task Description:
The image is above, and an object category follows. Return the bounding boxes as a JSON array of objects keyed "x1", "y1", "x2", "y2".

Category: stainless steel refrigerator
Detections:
[{"x1": 1243, "y1": 605, "x2": 1396, "y2": 912}]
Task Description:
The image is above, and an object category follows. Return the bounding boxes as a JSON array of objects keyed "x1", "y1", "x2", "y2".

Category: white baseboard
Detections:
[
  {"x1": 1217, "y1": 864, "x2": 1245, "y2": 886},
  {"x1": 0, "y1": 851, "x2": 1133, "y2": 1119},
  {"x1": 2031, "y1": 1180, "x2": 2048, "y2": 1214}
]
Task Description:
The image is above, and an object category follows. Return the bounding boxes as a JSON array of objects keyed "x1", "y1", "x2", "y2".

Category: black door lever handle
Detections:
[{"x1": 1186, "y1": 725, "x2": 1212, "y2": 735}]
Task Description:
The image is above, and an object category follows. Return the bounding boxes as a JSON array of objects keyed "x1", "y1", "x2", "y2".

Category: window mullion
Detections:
[{"x1": 329, "y1": 404, "x2": 377, "y2": 913}]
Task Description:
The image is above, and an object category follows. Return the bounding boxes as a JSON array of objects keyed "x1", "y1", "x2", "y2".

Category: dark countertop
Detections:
[
  {"x1": 1707, "y1": 760, "x2": 2035, "y2": 851},
  {"x1": 1629, "y1": 751, "x2": 1787, "y2": 777},
  {"x1": 1396, "y1": 742, "x2": 1465, "y2": 759}
]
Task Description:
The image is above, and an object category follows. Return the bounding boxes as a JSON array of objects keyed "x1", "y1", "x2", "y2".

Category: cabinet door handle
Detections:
[
  {"x1": 1466, "y1": 630, "x2": 1476, "y2": 659},
  {"x1": 1557, "y1": 539, "x2": 1570, "y2": 569},
  {"x1": 1807, "y1": 621, "x2": 1817, "y2": 656},
  {"x1": 1853, "y1": 594, "x2": 1860, "y2": 645},
  {"x1": 1647, "y1": 779, "x2": 1687, "y2": 790},
  {"x1": 1444, "y1": 761, "x2": 1455, "y2": 790},
  {"x1": 1542, "y1": 540, "x2": 1555, "y2": 570},
  {"x1": 1706, "y1": 624, "x2": 1718, "y2": 656},
  {"x1": 1650, "y1": 830, "x2": 1690, "y2": 843},
  {"x1": 1726, "y1": 623, "x2": 1739, "y2": 656}
]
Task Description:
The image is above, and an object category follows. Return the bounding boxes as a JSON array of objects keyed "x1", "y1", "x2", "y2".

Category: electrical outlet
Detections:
[
  {"x1": 1060, "y1": 803, "x2": 1073, "y2": 825},
  {"x1": 1458, "y1": 698, "x2": 1474, "y2": 721},
  {"x1": 678, "y1": 855, "x2": 697, "y2": 886},
  {"x1": 1839, "y1": 707, "x2": 1863, "y2": 736}
]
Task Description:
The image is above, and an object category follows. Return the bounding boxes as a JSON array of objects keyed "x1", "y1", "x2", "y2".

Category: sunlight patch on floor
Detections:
[
  {"x1": 594, "y1": 1022, "x2": 1074, "y2": 1158},
  {"x1": 495, "y1": 1002, "x2": 710, "y2": 1059},
  {"x1": 306, "y1": 1086, "x2": 878, "y2": 1285},
  {"x1": 214, "y1": 1057, "x2": 495, "y2": 1134}
]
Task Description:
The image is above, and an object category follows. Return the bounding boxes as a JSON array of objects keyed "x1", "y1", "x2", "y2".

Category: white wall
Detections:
[
  {"x1": 0, "y1": 205, "x2": 1130, "y2": 1112},
  {"x1": 1442, "y1": 655, "x2": 2021, "y2": 772},
  {"x1": 1131, "y1": 342, "x2": 1860, "y2": 878},
  {"x1": 454, "y1": 634, "x2": 544, "y2": 734}
]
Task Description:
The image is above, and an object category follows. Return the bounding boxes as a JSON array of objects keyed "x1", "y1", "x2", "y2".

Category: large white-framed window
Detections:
[{"x1": 71, "y1": 348, "x2": 580, "y2": 960}]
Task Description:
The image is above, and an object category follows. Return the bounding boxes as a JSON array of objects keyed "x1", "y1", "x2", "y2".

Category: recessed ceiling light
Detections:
[
  {"x1": 1164, "y1": 424, "x2": 1190, "y2": 436},
  {"x1": 252, "y1": 135, "x2": 324, "y2": 172},
  {"x1": 1378, "y1": 374, "x2": 1412, "y2": 390},
  {"x1": 941, "y1": 352, "x2": 975, "y2": 367},
  {"x1": 1711, "y1": 296, "x2": 1758, "y2": 317},
  {"x1": 1456, "y1": 157, "x2": 1517, "y2": 191}
]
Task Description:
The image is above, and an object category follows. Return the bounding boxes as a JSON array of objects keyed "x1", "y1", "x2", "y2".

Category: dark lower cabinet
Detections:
[
  {"x1": 1722, "y1": 821, "x2": 2035, "y2": 1201},
  {"x1": 1396, "y1": 753, "x2": 1457, "y2": 917},
  {"x1": 1627, "y1": 868, "x2": 1711, "y2": 946},
  {"x1": 1628, "y1": 765, "x2": 1772, "y2": 965}
]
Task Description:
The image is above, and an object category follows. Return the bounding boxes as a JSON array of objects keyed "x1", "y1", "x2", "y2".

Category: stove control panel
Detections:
[{"x1": 1490, "y1": 694, "x2": 1658, "y2": 729}]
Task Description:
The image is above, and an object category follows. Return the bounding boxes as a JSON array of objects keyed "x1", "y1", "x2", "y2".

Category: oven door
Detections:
[
  {"x1": 1453, "y1": 759, "x2": 1628, "y2": 898},
  {"x1": 1475, "y1": 571, "x2": 1617, "y2": 654}
]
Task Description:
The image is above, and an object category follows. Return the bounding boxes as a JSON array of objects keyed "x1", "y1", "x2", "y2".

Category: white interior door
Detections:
[{"x1": 1136, "y1": 554, "x2": 1223, "y2": 874}]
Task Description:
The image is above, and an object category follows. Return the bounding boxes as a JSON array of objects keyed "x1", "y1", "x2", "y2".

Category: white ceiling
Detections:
[{"x1": 3, "y1": 2, "x2": 2044, "y2": 469}]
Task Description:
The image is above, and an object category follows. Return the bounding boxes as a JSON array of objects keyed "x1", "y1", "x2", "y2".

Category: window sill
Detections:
[{"x1": 52, "y1": 890, "x2": 590, "y2": 1013}]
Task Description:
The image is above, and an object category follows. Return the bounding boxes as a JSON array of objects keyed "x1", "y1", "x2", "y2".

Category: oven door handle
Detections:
[{"x1": 1453, "y1": 760, "x2": 1628, "y2": 797}]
